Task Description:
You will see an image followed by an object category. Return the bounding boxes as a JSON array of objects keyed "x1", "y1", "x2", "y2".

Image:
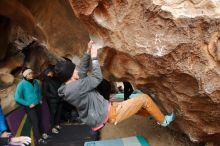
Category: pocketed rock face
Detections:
[{"x1": 70, "y1": 0, "x2": 220, "y2": 144}]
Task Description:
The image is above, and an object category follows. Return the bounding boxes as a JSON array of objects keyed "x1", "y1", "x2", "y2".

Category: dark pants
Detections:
[
  {"x1": 97, "y1": 79, "x2": 111, "y2": 100},
  {"x1": 123, "y1": 82, "x2": 134, "y2": 100},
  {"x1": 24, "y1": 104, "x2": 42, "y2": 138},
  {"x1": 60, "y1": 101, "x2": 77, "y2": 122},
  {"x1": 47, "y1": 100, "x2": 63, "y2": 128}
]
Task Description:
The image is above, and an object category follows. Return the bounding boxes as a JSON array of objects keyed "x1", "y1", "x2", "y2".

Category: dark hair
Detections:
[
  {"x1": 43, "y1": 64, "x2": 55, "y2": 77},
  {"x1": 54, "y1": 61, "x2": 76, "y2": 82},
  {"x1": 21, "y1": 67, "x2": 29, "y2": 73},
  {"x1": 62, "y1": 57, "x2": 72, "y2": 62}
]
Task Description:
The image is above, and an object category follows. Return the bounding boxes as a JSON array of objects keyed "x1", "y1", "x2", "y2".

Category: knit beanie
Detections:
[
  {"x1": 22, "y1": 69, "x2": 33, "y2": 77},
  {"x1": 54, "y1": 60, "x2": 76, "y2": 82}
]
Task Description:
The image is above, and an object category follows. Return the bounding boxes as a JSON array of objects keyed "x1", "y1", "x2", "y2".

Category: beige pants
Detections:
[{"x1": 108, "y1": 94, "x2": 165, "y2": 124}]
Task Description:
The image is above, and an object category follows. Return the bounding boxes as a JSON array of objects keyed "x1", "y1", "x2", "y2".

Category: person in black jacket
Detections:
[{"x1": 42, "y1": 65, "x2": 62, "y2": 134}]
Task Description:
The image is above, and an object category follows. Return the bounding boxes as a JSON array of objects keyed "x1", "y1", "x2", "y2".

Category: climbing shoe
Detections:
[
  {"x1": 56, "y1": 125, "x2": 62, "y2": 130},
  {"x1": 160, "y1": 112, "x2": 176, "y2": 127},
  {"x1": 38, "y1": 138, "x2": 47, "y2": 144},
  {"x1": 42, "y1": 133, "x2": 51, "y2": 139},
  {"x1": 52, "y1": 128, "x2": 59, "y2": 134}
]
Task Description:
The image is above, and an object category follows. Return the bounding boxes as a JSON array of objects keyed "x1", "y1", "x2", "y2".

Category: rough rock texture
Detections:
[
  {"x1": 0, "y1": 0, "x2": 89, "y2": 59},
  {"x1": 69, "y1": 0, "x2": 220, "y2": 144},
  {"x1": 0, "y1": 0, "x2": 220, "y2": 145},
  {"x1": 0, "y1": 0, "x2": 90, "y2": 113}
]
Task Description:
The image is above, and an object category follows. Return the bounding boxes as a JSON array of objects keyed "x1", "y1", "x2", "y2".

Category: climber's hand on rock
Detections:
[
  {"x1": 91, "y1": 45, "x2": 98, "y2": 58},
  {"x1": 87, "y1": 40, "x2": 94, "y2": 54}
]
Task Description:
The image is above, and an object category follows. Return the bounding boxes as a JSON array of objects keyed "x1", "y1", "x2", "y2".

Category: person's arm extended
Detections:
[
  {"x1": 14, "y1": 83, "x2": 29, "y2": 106},
  {"x1": 79, "y1": 44, "x2": 103, "y2": 92},
  {"x1": 80, "y1": 58, "x2": 103, "y2": 92},
  {"x1": 78, "y1": 53, "x2": 91, "y2": 79},
  {"x1": 78, "y1": 41, "x2": 93, "y2": 79}
]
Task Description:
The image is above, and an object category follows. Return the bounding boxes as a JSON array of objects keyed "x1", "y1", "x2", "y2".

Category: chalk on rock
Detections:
[{"x1": 89, "y1": 34, "x2": 104, "y2": 50}]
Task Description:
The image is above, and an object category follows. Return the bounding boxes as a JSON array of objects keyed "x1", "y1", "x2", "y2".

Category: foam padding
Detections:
[{"x1": 84, "y1": 136, "x2": 149, "y2": 146}]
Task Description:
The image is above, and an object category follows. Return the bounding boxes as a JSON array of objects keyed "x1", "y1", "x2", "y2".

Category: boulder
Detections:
[{"x1": 69, "y1": 0, "x2": 220, "y2": 144}]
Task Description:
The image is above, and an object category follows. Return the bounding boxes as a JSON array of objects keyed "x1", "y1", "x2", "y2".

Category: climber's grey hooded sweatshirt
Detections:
[{"x1": 58, "y1": 53, "x2": 109, "y2": 128}]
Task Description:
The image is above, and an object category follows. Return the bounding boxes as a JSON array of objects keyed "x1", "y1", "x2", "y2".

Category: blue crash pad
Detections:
[
  {"x1": 84, "y1": 136, "x2": 149, "y2": 146},
  {"x1": 111, "y1": 90, "x2": 143, "y2": 101}
]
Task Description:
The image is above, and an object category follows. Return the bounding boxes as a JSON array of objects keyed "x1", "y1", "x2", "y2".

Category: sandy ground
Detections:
[{"x1": 101, "y1": 115, "x2": 199, "y2": 146}]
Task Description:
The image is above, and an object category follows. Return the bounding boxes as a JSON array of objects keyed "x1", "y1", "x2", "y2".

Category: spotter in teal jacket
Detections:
[{"x1": 14, "y1": 79, "x2": 42, "y2": 106}]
